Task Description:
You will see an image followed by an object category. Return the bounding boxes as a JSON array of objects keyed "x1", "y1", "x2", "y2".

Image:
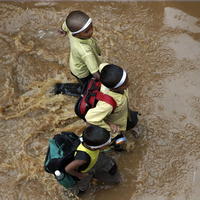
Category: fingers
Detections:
[{"x1": 110, "y1": 124, "x2": 120, "y2": 133}]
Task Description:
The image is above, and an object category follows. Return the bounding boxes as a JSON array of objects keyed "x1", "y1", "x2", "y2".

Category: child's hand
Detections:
[
  {"x1": 58, "y1": 29, "x2": 67, "y2": 36},
  {"x1": 109, "y1": 123, "x2": 120, "y2": 133},
  {"x1": 92, "y1": 71, "x2": 100, "y2": 80}
]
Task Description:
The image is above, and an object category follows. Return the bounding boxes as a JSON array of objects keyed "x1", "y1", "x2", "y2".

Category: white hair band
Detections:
[
  {"x1": 71, "y1": 18, "x2": 92, "y2": 35},
  {"x1": 81, "y1": 137, "x2": 111, "y2": 149},
  {"x1": 113, "y1": 70, "x2": 127, "y2": 88}
]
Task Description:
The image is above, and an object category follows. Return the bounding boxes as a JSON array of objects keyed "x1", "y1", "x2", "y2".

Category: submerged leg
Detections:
[
  {"x1": 93, "y1": 152, "x2": 121, "y2": 184},
  {"x1": 54, "y1": 83, "x2": 82, "y2": 97}
]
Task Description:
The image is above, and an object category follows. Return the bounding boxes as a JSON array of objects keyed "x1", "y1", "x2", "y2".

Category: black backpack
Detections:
[{"x1": 44, "y1": 132, "x2": 80, "y2": 188}]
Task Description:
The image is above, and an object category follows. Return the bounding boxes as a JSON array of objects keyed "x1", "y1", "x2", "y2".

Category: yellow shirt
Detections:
[
  {"x1": 76, "y1": 143, "x2": 100, "y2": 173},
  {"x1": 62, "y1": 21, "x2": 101, "y2": 79},
  {"x1": 85, "y1": 84, "x2": 129, "y2": 133}
]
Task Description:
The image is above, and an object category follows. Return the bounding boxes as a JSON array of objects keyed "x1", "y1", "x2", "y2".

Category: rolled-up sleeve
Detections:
[{"x1": 85, "y1": 101, "x2": 113, "y2": 131}]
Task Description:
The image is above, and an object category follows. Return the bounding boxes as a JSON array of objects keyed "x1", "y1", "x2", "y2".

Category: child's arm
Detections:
[
  {"x1": 82, "y1": 50, "x2": 100, "y2": 80},
  {"x1": 65, "y1": 160, "x2": 89, "y2": 179},
  {"x1": 85, "y1": 101, "x2": 113, "y2": 131},
  {"x1": 108, "y1": 123, "x2": 120, "y2": 133},
  {"x1": 92, "y1": 71, "x2": 100, "y2": 80}
]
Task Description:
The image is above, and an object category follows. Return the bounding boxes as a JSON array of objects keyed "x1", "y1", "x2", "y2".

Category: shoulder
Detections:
[
  {"x1": 72, "y1": 39, "x2": 93, "y2": 55},
  {"x1": 100, "y1": 85, "x2": 117, "y2": 100},
  {"x1": 81, "y1": 44, "x2": 93, "y2": 55},
  {"x1": 75, "y1": 150, "x2": 90, "y2": 162}
]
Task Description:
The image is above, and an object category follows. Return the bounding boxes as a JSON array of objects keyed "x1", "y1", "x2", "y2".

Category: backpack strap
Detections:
[{"x1": 95, "y1": 91, "x2": 117, "y2": 111}]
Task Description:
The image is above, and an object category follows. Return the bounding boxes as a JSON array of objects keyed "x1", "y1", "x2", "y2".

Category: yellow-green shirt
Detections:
[
  {"x1": 62, "y1": 22, "x2": 101, "y2": 79},
  {"x1": 85, "y1": 84, "x2": 129, "y2": 133},
  {"x1": 75, "y1": 143, "x2": 100, "y2": 173}
]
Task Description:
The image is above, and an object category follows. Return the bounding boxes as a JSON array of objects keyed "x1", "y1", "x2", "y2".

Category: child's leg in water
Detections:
[
  {"x1": 54, "y1": 82, "x2": 81, "y2": 97},
  {"x1": 93, "y1": 152, "x2": 121, "y2": 184},
  {"x1": 111, "y1": 133, "x2": 127, "y2": 152},
  {"x1": 126, "y1": 110, "x2": 142, "y2": 138}
]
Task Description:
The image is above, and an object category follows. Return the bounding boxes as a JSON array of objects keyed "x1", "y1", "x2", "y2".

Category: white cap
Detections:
[{"x1": 55, "y1": 170, "x2": 61, "y2": 176}]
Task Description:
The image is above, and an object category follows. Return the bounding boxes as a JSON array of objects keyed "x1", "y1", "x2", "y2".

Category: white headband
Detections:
[
  {"x1": 80, "y1": 137, "x2": 111, "y2": 149},
  {"x1": 113, "y1": 70, "x2": 127, "y2": 88},
  {"x1": 71, "y1": 18, "x2": 92, "y2": 35}
]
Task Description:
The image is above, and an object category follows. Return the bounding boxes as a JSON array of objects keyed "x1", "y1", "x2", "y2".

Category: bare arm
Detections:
[
  {"x1": 92, "y1": 71, "x2": 100, "y2": 80},
  {"x1": 65, "y1": 160, "x2": 88, "y2": 179},
  {"x1": 108, "y1": 123, "x2": 120, "y2": 133}
]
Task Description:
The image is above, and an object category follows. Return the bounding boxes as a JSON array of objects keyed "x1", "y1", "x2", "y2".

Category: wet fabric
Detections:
[
  {"x1": 126, "y1": 110, "x2": 139, "y2": 130},
  {"x1": 72, "y1": 152, "x2": 121, "y2": 193}
]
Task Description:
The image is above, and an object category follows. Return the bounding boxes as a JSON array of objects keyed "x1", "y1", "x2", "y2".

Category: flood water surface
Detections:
[{"x1": 0, "y1": 1, "x2": 200, "y2": 200}]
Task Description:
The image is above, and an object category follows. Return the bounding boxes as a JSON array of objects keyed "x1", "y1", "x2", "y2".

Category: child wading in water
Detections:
[
  {"x1": 55, "y1": 10, "x2": 102, "y2": 96},
  {"x1": 85, "y1": 63, "x2": 139, "y2": 150},
  {"x1": 65, "y1": 125, "x2": 121, "y2": 194}
]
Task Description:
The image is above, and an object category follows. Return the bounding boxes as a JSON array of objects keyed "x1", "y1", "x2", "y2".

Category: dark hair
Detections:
[
  {"x1": 66, "y1": 10, "x2": 90, "y2": 33},
  {"x1": 82, "y1": 125, "x2": 110, "y2": 146},
  {"x1": 100, "y1": 64, "x2": 123, "y2": 88}
]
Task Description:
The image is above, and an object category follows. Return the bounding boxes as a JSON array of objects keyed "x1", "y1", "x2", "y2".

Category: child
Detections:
[
  {"x1": 61, "y1": 10, "x2": 101, "y2": 85},
  {"x1": 85, "y1": 63, "x2": 139, "y2": 146},
  {"x1": 65, "y1": 125, "x2": 120, "y2": 194}
]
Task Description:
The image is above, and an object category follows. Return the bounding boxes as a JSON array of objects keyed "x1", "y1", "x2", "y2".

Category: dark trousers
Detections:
[
  {"x1": 111, "y1": 110, "x2": 139, "y2": 151},
  {"x1": 72, "y1": 153, "x2": 121, "y2": 193},
  {"x1": 71, "y1": 72, "x2": 93, "y2": 87},
  {"x1": 54, "y1": 73, "x2": 93, "y2": 97},
  {"x1": 126, "y1": 110, "x2": 139, "y2": 130}
]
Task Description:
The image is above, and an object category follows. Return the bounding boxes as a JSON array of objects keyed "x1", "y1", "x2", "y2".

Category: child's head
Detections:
[
  {"x1": 100, "y1": 64, "x2": 129, "y2": 92},
  {"x1": 66, "y1": 10, "x2": 93, "y2": 39},
  {"x1": 82, "y1": 125, "x2": 111, "y2": 150}
]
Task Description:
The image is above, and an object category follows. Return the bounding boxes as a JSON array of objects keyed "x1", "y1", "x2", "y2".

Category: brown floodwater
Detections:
[{"x1": 0, "y1": 1, "x2": 200, "y2": 200}]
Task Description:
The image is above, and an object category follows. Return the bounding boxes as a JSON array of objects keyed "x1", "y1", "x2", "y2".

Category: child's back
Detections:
[
  {"x1": 85, "y1": 63, "x2": 138, "y2": 138},
  {"x1": 85, "y1": 81, "x2": 129, "y2": 132}
]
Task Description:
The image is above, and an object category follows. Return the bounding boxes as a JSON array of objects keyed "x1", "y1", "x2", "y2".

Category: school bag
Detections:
[
  {"x1": 44, "y1": 132, "x2": 80, "y2": 188},
  {"x1": 75, "y1": 78, "x2": 117, "y2": 120}
]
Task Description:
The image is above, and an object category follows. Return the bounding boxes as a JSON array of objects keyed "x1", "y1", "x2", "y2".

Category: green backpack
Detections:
[{"x1": 44, "y1": 132, "x2": 80, "y2": 188}]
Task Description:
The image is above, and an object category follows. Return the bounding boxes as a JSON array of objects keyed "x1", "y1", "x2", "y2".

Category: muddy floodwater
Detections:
[{"x1": 0, "y1": 1, "x2": 200, "y2": 200}]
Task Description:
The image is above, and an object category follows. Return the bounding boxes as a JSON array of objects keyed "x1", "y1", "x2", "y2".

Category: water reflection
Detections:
[
  {"x1": 164, "y1": 7, "x2": 200, "y2": 33},
  {"x1": 167, "y1": 33, "x2": 200, "y2": 60},
  {"x1": 164, "y1": 7, "x2": 200, "y2": 60}
]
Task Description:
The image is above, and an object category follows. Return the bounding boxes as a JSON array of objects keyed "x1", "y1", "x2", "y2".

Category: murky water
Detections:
[{"x1": 0, "y1": 1, "x2": 200, "y2": 200}]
